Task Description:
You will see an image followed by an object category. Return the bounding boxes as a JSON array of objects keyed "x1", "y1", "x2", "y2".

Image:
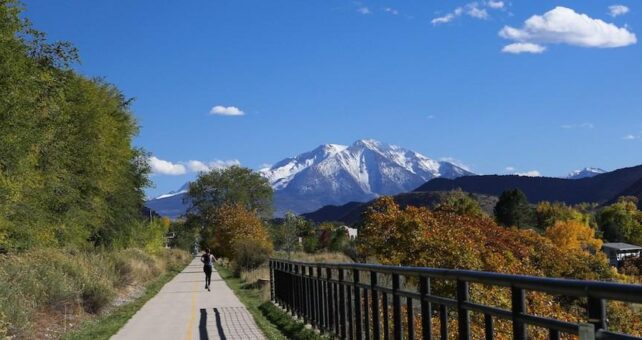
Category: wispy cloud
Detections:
[
  {"x1": 499, "y1": 7, "x2": 637, "y2": 54},
  {"x1": 505, "y1": 166, "x2": 516, "y2": 172},
  {"x1": 488, "y1": 1, "x2": 505, "y2": 9},
  {"x1": 357, "y1": 7, "x2": 371, "y2": 15},
  {"x1": 432, "y1": 8, "x2": 463, "y2": 25},
  {"x1": 210, "y1": 105, "x2": 245, "y2": 116},
  {"x1": 467, "y1": 4, "x2": 489, "y2": 19},
  {"x1": 432, "y1": 1, "x2": 503, "y2": 26},
  {"x1": 561, "y1": 122, "x2": 594, "y2": 129},
  {"x1": 384, "y1": 7, "x2": 399, "y2": 15},
  {"x1": 149, "y1": 156, "x2": 187, "y2": 175},
  {"x1": 609, "y1": 5, "x2": 629, "y2": 17},
  {"x1": 186, "y1": 159, "x2": 241, "y2": 172},
  {"x1": 622, "y1": 128, "x2": 642, "y2": 140},
  {"x1": 502, "y1": 43, "x2": 546, "y2": 54}
]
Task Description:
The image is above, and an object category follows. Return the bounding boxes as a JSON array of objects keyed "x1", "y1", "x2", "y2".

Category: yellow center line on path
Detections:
[{"x1": 185, "y1": 282, "x2": 198, "y2": 340}]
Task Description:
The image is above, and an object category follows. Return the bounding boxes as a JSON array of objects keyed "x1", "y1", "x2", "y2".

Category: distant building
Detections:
[
  {"x1": 602, "y1": 243, "x2": 642, "y2": 267},
  {"x1": 339, "y1": 226, "x2": 358, "y2": 240}
]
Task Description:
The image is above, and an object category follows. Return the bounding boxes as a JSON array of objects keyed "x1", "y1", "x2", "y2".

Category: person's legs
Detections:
[
  {"x1": 203, "y1": 265, "x2": 210, "y2": 288},
  {"x1": 204, "y1": 266, "x2": 212, "y2": 288}
]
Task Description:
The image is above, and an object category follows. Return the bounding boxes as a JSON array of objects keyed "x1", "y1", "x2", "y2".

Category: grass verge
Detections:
[
  {"x1": 258, "y1": 302, "x2": 328, "y2": 340},
  {"x1": 215, "y1": 264, "x2": 287, "y2": 340},
  {"x1": 61, "y1": 259, "x2": 188, "y2": 340}
]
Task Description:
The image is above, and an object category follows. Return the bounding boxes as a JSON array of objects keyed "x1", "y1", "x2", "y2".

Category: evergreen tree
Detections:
[{"x1": 494, "y1": 189, "x2": 534, "y2": 228}]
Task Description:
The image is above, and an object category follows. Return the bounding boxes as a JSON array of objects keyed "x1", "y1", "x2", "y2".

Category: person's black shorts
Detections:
[{"x1": 204, "y1": 265, "x2": 212, "y2": 274}]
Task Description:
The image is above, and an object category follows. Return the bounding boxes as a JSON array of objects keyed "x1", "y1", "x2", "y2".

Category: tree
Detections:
[
  {"x1": 544, "y1": 220, "x2": 602, "y2": 253},
  {"x1": 596, "y1": 197, "x2": 642, "y2": 244},
  {"x1": 0, "y1": 2, "x2": 151, "y2": 250},
  {"x1": 186, "y1": 166, "x2": 273, "y2": 221},
  {"x1": 494, "y1": 189, "x2": 534, "y2": 228},
  {"x1": 272, "y1": 212, "x2": 306, "y2": 258},
  {"x1": 201, "y1": 203, "x2": 272, "y2": 259},
  {"x1": 435, "y1": 189, "x2": 485, "y2": 217},
  {"x1": 535, "y1": 201, "x2": 588, "y2": 230}
]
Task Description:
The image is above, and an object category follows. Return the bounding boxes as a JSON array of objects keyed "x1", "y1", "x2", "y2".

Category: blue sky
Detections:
[{"x1": 22, "y1": 1, "x2": 642, "y2": 197}]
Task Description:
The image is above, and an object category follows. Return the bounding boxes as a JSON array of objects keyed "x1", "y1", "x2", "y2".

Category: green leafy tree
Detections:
[
  {"x1": 186, "y1": 166, "x2": 273, "y2": 221},
  {"x1": 535, "y1": 201, "x2": 588, "y2": 230},
  {"x1": 272, "y1": 212, "x2": 306, "y2": 258},
  {"x1": 0, "y1": 2, "x2": 151, "y2": 250},
  {"x1": 494, "y1": 189, "x2": 535, "y2": 228},
  {"x1": 596, "y1": 197, "x2": 642, "y2": 244},
  {"x1": 435, "y1": 189, "x2": 485, "y2": 217}
]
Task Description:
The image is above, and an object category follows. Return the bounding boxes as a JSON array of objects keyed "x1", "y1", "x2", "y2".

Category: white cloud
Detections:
[
  {"x1": 505, "y1": 166, "x2": 516, "y2": 172},
  {"x1": 426, "y1": 115, "x2": 436, "y2": 119},
  {"x1": 499, "y1": 6, "x2": 637, "y2": 53},
  {"x1": 186, "y1": 160, "x2": 210, "y2": 172},
  {"x1": 432, "y1": 7, "x2": 464, "y2": 25},
  {"x1": 210, "y1": 105, "x2": 244, "y2": 116},
  {"x1": 515, "y1": 170, "x2": 541, "y2": 177},
  {"x1": 609, "y1": 5, "x2": 629, "y2": 17},
  {"x1": 561, "y1": 122, "x2": 594, "y2": 129},
  {"x1": 384, "y1": 8, "x2": 399, "y2": 15},
  {"x1": 622, "y1": 134, "x2": 637, "y2": 140},
  {"x1": 432, "y1": 2, "x2": 506, "y2": 26},
  {"x1": 149, "y1": 156, "x2": 187, "y2": 175},
  {"x1": 357, "y1": 7, "x2": 371, "y2": 15},
  {"x1": 467, "y1": 4, "x2": 489, "y2": 19},
  {"x1": 502, "y1": 42, "x2": 546, "y2": 54},
  {"x1": 186, "y1": 159, "x2": 241, "y2": 172},
  {"x1": 488, "y1": 1, "x2": 504, "y2": 9}
]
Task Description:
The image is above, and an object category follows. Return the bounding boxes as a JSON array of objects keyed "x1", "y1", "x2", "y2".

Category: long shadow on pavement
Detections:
[
  {"x1": 199, "y1": 309, "x2": 209, "y2": 340},
  {"x1": 214, "y1": 308, "x2": 227, "y2": 340}
]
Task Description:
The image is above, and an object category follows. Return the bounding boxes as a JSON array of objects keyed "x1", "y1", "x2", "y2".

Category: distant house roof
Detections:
[{"x1": 602, "y1": 243, "x2": 642, "y2": 251}]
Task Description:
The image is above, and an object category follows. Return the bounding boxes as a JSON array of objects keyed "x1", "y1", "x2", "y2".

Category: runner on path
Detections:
[{"x1": 201, "y1": 248, "x2": 216, "y2": 291}]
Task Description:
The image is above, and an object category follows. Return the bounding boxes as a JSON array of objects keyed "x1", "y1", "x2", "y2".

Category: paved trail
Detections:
[{"x1": 112, "y1": 257, "x2": 265, "y2": 340}]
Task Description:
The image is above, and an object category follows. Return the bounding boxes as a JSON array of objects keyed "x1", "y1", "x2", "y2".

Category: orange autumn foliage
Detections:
[
  {"x1": 357, "y1": 197, "x2": 642, "y2": 338},
  {"x1": 544, "y1": 220, "x2": 602, "y2": 253},
  {"x1": 202, "y1": 203, "x2": 272, "y2": 259}
]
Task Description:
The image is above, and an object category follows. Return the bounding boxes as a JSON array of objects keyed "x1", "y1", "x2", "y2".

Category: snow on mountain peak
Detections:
[
  {"x1": 260, "y1": 139, "x2": 475, "y2": 214},
  {"x1": 567, "y1": 167, "x2": 607, "y2": 179}
]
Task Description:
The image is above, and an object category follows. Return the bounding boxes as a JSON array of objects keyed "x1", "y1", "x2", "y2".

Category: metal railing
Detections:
[{"x1": 269, "y1": 259, "x2": 642, "y2": 340}]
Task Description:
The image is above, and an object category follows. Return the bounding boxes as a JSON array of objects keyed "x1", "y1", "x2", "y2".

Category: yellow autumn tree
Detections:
[
  {"x1": 545, "y1": 220, "x2": 603, "y2": 253},
  {"x1": 203, "y1": 203, "x2": 272, "y2": 259}
]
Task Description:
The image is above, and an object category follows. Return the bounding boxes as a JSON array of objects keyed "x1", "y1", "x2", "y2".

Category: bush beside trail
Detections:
[{"x1": 0, "y1": 248, "x2": 189, "y2": 338}]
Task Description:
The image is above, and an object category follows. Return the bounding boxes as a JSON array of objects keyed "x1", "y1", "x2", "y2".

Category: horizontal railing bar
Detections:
[
  {"x1": 460, "y1": 302, "x2": 511, "y2": 319},
  {"x1": 519, "y1": 314, "x2": 579, "y2": 334},
  {"x1": 271, "y1": 259, "x2": 642, "y2": 303},
  {"x1": 596, "y1": 330, "x2": 642, "y2": 340},
  {"x1": 422, "y1": 294, "x2": 457, "y2": 307}
]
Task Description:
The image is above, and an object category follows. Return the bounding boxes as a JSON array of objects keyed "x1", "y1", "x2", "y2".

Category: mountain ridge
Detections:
[{"x1": 262, "y1": 139, "x2": 475, "y2": 215}]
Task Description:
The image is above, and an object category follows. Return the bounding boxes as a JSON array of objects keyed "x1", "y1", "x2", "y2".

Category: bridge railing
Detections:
[{"x1": 269, "y1": 259, "x2": 642, "y2": 340}]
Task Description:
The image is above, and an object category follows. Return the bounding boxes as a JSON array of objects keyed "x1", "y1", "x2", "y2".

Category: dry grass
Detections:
[
  {"x1": 240, "y1": 266, "x2": 271, "y2": 302},
  {"x1": 275, "y1": 251, "x2": 354, "y2": 263},
  {"x1": 0, "y1": 248, "x2": 189, "y2": 339}
]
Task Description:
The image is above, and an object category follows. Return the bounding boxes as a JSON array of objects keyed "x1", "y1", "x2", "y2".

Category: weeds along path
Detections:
[{"x1": 111, "y1": 256, "x2": 265, "y2": 340}]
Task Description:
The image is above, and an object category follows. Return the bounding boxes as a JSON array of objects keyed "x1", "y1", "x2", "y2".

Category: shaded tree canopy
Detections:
[{"x1": 494, "y1": 189, "x2": 535, "y2": 228}]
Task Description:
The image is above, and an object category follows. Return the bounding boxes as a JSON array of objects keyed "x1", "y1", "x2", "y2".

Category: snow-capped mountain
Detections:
[
  {"x1": 145, "y1": 185, "x2": 191, "y2": 219},
  {"x1": 145, "y1": 139, "x2": 475, "y2": 218},
  {"x1": 153, "y1": 182, "x2": 189, "y2": 200},
  {"x1": 566, "y1": 167, "x2": 607, "y2": 180},
  {"x1": 262, "y1": 139, "x2": 475, "y2": 215}
]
